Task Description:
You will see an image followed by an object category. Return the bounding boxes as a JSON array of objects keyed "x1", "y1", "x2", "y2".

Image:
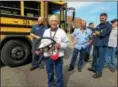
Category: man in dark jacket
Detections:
[
  {"x1": 85, "y1": 22, "x2": 94, "y2": 62},
  {"x1": 30, "y1": 17, "x2": 48, "y2": 71},
  {"x1": 88, "y1": 13, "x2": 112, "y2": 78}
]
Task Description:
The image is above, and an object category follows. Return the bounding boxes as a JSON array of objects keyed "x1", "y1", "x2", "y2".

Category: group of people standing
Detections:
[
  {"x1": 29, "y1": 13, "x2": 117, "y2": 87},
  {"x1": 68, "y1": 13, "x2": 117, "y2": 79}
]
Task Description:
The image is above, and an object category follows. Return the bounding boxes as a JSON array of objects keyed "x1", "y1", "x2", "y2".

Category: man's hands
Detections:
[
  {"x1": 31, "y1": 33, "x2": 40, "y2": 39},
  {"x1": 72, "y1": 40, "x2": 76, "y2": 46},
  {"x1": 93, "y1": 31, "x2": 100, "y2": 36},
  {"x1": 71, "y1": 36, "x2": 76, "y2": 46},
  {"x1": 35, "y1": 36, "x2": 40, "y2": 39},
  {"x1": 55, "y1": 43, "x2": 61, "y2": 49},
  {"x1": 35, "y1": 50, "x2": 40, "y2": 55},
  {"x1": 87, "y1": 40, "x2": 92, "y2": 46},
  {"x1": 95, "y1": 31, "x2": 100, "y2": 35},
  {"x1": 35, "y1": 43, "x2": 61, "y2": 55}
]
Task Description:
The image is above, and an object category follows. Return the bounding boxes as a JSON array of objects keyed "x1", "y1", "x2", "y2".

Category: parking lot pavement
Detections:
[
  {"x1": 1, "y1": 40, "x2": 117, "y2": 87},
  {"x1": 1, "y1": 56, "x2": 117, "y2": 87}
]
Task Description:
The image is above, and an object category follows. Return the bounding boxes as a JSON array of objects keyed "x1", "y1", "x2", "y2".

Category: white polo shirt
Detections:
[{"x1": 108, "y1": 27, "x2": 117, "y2": 48}]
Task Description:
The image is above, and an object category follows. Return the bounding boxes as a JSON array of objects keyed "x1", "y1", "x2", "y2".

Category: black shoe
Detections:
[
  {"x1": 78, "y1": 68, "x2": 82, "y2": 72},
  {"x1": 85, "y1": 58, "x2": 90, "y2": 62},
  {"x1": 39, "y1": 64, "x2": 45, "y2": 69},
  {"x1": 84, "y1": 54, "x2": 90, "y2": 62},
  {"x1": 88, "y1": 68, "x2": 96, "y2": 73},
  {"x1": 68, "y1": 65, "x2": 74, "y2": 71},
  {"x1": 30, "y1": 66, "x2": 38, "y2": 71},
  {"x1": 110, "y1": 69, "x2": 115, "y2": 72},
  {"x1": 93, "y1": 73, "x2": 102, "y2": 78},
  {"x1": 109, "y1": 68, "x2": 116, "y2": 72}
]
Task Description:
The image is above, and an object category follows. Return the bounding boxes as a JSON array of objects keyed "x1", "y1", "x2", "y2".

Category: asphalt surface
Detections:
[
  {"x1": 1, "y1": 51, "x2": 117, "y2": 87},
  {"x1": 1, "y1": 35, "x2": 117, "y2": 87}
]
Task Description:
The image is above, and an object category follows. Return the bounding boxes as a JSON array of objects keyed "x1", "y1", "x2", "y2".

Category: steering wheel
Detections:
[{"x1": 35, "y1": 37, "x2": 56, "y2": 52}]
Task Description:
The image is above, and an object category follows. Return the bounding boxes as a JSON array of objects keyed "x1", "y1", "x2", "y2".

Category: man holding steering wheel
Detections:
[{"x1": 35, "y1": 15, "x2": 69, "y2": 87}]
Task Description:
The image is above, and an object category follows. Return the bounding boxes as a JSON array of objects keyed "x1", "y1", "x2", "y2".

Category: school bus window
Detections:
[
  {"x1": 48, "y1": 2, "x2": 61, "y2": 15},
  {"x1": 0, "y1": 1, "x2": 20, "y2": 15},
  {"x1": 24, "y1": 1, "x2": 40, "y2": 17},
  {"x1": 48, "y1": 2, "x2": 66, "y2": 29}
]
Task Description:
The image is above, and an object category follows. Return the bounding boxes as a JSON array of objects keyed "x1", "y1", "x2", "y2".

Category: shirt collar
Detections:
[
  {"x1": 80, "y1": 28, "x2": 87, "y2": 32},
  {"x1": 113, "y1": 27, "x2": 117, "y2": 30},
  {"x1": 50, "y1": 28, "x2": 58, "y2": 31}
]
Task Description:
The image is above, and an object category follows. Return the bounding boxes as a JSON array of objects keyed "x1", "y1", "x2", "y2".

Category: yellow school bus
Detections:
[{"x1": 0, "y1": 1, "x2": 75, "y2": 66}]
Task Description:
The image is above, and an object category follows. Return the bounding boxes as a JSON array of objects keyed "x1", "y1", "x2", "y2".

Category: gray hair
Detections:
[{"x1": 49, "y1": 15, "x2": 59, "y2": 23}]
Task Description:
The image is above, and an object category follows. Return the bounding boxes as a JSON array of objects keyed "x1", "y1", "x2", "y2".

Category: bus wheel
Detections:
[{"x1": 1, "y1": 40, "x2": 30, "y2": 67}]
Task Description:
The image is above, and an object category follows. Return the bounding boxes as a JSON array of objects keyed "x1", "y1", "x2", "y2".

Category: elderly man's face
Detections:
[
  {"x1": 49, "y1": 19, "x2": 58, "y2": 30},
  {"x1": 38, "y1": 17, "x2": 43, "y2": 24},
  {"x1": 100, "y1": 16, "x2": 107, "y2": 23},
  {"x1": 81, "y1": 21, "x2": 86, "y2": 29}
]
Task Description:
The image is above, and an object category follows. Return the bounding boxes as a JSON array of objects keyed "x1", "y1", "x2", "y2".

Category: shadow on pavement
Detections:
[
  {"x1": 64, "y1": 47, "x2": 73, "y2": 60},
  {"x1": 0, "y1": 55, "x2": 32, "y2": 68},
  {"x1": 63, "y1": 65, "x2": 75, "y2": 87},
  {"x1": 0, "y1": 61, "x2": 5, "y2": 68}
]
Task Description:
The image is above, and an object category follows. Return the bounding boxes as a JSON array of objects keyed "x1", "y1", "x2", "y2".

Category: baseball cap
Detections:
[{"x1": 111, "y1": 19, "x2": 118, "y2": 23}]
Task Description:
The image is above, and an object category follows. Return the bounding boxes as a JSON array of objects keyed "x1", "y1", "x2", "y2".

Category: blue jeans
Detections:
[
  {"x1": 32, "y1": 39, "x2": 44, "y2": 67},
  {"x1": 70, "y1": 48, "x2": 86, "y2": 69},
  {"x1": 92, "y1": 46, "x2": 107, "y2": 73},
  {"x1": 32, "y1": 53, "x2": 44, "y2": 67},
  {"x1": 86, "y1": 43, "x2": 92, "y2": 54},
  {"x1": 45, "y1": 57, "x2": 64, "y2": 87},
  {"x1": 85, "y1": 44, "x2": 92, "y2": 61},
  {"x1": 105, "y1": 47, "x2": 116, "y2": 69}
]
